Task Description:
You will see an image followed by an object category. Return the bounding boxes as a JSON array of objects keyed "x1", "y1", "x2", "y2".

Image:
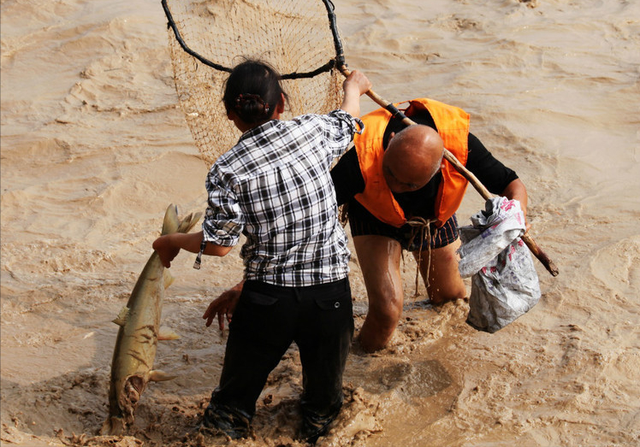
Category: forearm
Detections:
[
  {"x1": 340, "y1": 87, "x2": 362, "y2": 118},
  {"x1": 501, "y1": 178, "x2": 528, "y2": 217},
  {"x1": 153, "y1": 230, "x2": 233, "y2": 268},
  {"x1": 169, "y1": 231, "x2": 233, "y2": 257},
  {"x1": 339, "y1": 70, "x2": 371, "y2": 118}
]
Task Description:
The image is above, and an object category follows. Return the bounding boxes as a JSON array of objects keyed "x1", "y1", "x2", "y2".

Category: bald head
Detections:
[{"x1": 382, "y1": 125, "x2": 444, "y2": 193}]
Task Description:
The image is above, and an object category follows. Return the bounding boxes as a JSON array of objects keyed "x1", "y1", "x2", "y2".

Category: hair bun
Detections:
[{"x1": 235, "y1": 94, "x2": 270, "y2": 115}]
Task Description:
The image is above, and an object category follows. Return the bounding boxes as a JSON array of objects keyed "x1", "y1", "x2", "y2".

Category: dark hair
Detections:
[{"x1": 222, "y1": 60, "x2": 287, "y2": 125}]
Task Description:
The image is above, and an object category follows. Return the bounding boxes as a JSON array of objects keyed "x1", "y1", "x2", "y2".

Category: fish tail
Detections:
[
  {"x1": 177, "y1": 211, "x2": 202, "y2": 234},
  {"x1": 161, "y1": 204, "x2": 202, "y2": 236}
]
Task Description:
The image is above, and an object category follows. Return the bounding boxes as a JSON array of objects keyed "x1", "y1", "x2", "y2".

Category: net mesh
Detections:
[{"x1": 165, "y1": 0, "x2": 344, "y2": 166}]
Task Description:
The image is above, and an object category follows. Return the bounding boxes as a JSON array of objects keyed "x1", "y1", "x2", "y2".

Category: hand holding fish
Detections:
[{"x1": 152, "y1": 234, "x2": 182, "y2": 268}]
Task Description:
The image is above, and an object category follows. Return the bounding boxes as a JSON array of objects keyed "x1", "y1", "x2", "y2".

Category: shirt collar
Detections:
[{"x1": 238, "y1": 119, "x2": 279, "y2": 142}]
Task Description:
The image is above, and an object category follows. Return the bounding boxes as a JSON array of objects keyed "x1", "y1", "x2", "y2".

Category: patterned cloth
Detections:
[{"x1": 201, "y1": 110, "x2": 363, "y2": 287}]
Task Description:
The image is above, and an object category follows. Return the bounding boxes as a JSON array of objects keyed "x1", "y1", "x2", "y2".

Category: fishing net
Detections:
[{"x1": 163, "y1": 0, "x2": 346, "y2": 166}]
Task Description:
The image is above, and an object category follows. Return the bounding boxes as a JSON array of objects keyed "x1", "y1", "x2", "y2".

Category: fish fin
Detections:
[
  {"x1": 163, "y1": 270, "x2": 175, "y2": 289},
  {"x1": 161, "y1": 204, "x2": 180, "y2": 236},
  {"x1": 112, "y1": 306, "x2": 130, "y2": 326},
  {"x1": 158, "y1": 327, "x2": 180, "y2": 340},
  {"x1": 149, "y1": 370, "x2": 176, "y2": 382}
]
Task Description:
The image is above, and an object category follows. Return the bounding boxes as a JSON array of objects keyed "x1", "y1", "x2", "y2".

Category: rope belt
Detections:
[{"x1": 405, "y1": 217, "x2": 436, "y2": 297}]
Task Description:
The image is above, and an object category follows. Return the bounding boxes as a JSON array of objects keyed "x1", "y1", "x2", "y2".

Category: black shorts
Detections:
[{"x1": 347, "y1": 199, "x2": 459, "y2": 251}]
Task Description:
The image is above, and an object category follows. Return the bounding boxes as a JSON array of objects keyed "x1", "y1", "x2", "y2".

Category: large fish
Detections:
[{"x1": 101, "y1": 204, "x2": 201, "y2": 435}]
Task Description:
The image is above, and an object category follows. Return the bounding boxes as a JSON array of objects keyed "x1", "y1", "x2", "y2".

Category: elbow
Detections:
[
  {"x1": 219, "y1": 245, "x2": 234, "y2": 257},
  {"x1": 208, "y1": 244, "x2": 233, "y2": 257},
  {"x1": 502, "y1": 178, "x2": 527, "y2": 200}
]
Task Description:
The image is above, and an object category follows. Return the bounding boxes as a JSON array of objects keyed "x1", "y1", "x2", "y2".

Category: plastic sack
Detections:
[{"x1": 458, "y1": 197, "x2": 541, "y2": 333}]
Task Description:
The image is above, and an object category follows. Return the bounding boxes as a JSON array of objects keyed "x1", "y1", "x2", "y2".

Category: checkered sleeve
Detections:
[
  {"x1": 202, "y1": 168, "x2": 244, "y2": 247},
  {"x1": 320, "y1": 110, "x2": 364, "y2": 158}
]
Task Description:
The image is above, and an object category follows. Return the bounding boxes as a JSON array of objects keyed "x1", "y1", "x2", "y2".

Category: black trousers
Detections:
[{"x1": 204, "y1": 277, "x2": 354, "y2": 437}]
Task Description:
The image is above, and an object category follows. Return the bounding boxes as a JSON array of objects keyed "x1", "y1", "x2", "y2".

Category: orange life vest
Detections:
[{"x1": 353, "y1": 98, "x2": 470, "y2": 228}]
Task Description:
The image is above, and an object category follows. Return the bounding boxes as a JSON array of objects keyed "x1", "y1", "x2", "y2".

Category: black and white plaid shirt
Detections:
[{"x1": 202, "y1": 109, "x2": 363, "y2": 287}]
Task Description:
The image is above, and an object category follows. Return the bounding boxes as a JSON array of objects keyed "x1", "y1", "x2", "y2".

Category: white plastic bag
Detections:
[{"x1": 458, "y1": 197, "x2": 541, "y2": 333}]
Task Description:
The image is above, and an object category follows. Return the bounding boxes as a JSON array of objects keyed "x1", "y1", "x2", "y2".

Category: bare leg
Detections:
[
  {"x1": 353, "y1": 235, "x2": 404, "y2": 352},
  {"x1": 413, "y1": 238, "x2": 467, "y2": 304}
]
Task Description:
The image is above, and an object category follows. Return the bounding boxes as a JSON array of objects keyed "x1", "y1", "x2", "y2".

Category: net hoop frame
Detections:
[{"x1": 161, "y1": 0, "x2": 346, "y2": 80}]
